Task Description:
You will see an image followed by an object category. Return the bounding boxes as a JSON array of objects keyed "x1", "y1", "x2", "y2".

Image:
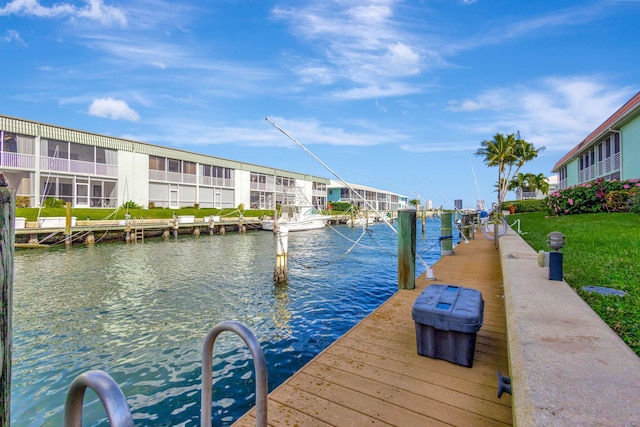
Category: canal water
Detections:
[{"x1": 11, "y1": 219, "x2": 450, "y2": 426}]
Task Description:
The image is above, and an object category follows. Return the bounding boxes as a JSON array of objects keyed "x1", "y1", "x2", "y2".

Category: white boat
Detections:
[
  {"x1": 262, "y1": 203, "x2": 327, "y2": 232},
  {"x1": 346, "y1": 215, "x2": 376, "y2": 227}
]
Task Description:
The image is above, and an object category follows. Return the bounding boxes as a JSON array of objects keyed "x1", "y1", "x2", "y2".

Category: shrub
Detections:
[
  {"x1": 16, "y1": 196, "x2": 31, "y2": 208},
  {"x1": 122, "y1": 200, "x2": 142, "y2": 209},
  {"x1": 43, "y1": 197, "x2": 64, "y2": 208},
  {"x1": 547, "y1": 178, "x2": 640, "y2": 215},
  {"x1": 329, "y1": 201, "x2": 354, "y2": 212},
  {"x1": 502, "y1": 198, "x2": 548, "y2": 213}
]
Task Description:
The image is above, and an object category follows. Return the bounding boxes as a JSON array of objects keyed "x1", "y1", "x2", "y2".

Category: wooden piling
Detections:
[
  {"x1": 1, "y1": 187, "x2": 15, "y2": 426},
  {"x1": 272, "y1": 208, "x2": 278, "y2": 234},
  {"x1": 274, "y1": 226, "x2": 289, "y2": 284},
  {"x1": 440, "y1": 212, "x2": 454, "y2": 255},
  {"x1": 397, "y1": 209, "x2": 415, "y2": 290},
  {"x1": 85, "y1": 232, "x2": 95, "y2": 245},
  {"x1": 65, "y1": 202, "x2": 72, "y2": 246}
]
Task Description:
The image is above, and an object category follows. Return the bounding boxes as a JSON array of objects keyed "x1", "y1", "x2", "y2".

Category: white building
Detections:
[
  {"x1": 326, "y1": 180, "x2": 402, "y2": 211},
  {"x1": 0, "y1": 115, "x2": 328, "y2": 210}
]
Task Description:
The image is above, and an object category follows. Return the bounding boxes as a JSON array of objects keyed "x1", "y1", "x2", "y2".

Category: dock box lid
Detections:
[{"x1": 411, "y1": 285, "x2": 484, "y2": 333}]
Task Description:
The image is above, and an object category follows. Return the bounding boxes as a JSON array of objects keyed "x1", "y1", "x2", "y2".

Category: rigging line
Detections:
[
  {"x1": 284, "y1": 226, "x2": 369, "y2": 269},
  {"x1": 325, "y1": 223, "x2": 388, "y2": 252},
  {"x1": 37, "y1": 145, "x2": 59, "y2": 221},
  {"x1": 265, "y1": 117, "x2": 396, "y2": 234}
]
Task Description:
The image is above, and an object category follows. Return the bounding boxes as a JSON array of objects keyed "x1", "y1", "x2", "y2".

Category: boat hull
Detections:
[{"x1": 262, "y1": 216, "x2": 326, "y2": 232}]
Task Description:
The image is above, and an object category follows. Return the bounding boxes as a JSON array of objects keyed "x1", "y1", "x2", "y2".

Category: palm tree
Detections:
[
  {"x1": 508, "y1": 172, "x2": 529, "y2": 199},
  {"x1": 408, "y1": 199, "x2": 420, "y2": 210},
  {"x1": 476, "y1": 133, "x2": 545, "y2": 208},
  {"x1": 530, "y1": 173, "x2": 550, "y2": 197}
]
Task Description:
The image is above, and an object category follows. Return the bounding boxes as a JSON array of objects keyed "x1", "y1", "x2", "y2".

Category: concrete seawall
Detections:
[{"x1": 499, "y1": 227, "x2": 640, "y2": 426}]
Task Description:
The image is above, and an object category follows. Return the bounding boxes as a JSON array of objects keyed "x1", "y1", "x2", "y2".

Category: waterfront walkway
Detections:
[{"x1": 233, "y1": 235, "x2": 512, "y2": 426}]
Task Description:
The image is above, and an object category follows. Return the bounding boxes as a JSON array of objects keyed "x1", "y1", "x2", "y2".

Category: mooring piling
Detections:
[
  {"x1": 397, "y1": 209, "x2": 416, "y2": 290},
  {"x1": 1, "y1": 186, "x2": 15, "y2": 426},
  {"x1": 274, "y1": 226, "x2": 289, "y2": 284}
]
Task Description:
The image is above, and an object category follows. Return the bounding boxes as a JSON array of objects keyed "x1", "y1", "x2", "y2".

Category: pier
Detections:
[
  {"x1": 233, "y1": 234, "x2": 512, "y2": 426},
  {"x1": 13, "y1": 212, "x2": 390, "y2": 247},
  {"x1": 232, "y1": 226, "x2": 640, "y2": 426}
]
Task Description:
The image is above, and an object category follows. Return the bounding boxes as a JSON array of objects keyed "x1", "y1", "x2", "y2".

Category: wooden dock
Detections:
[{"x1": 233, "y1": 235, "x2": 512, "y2": 426}]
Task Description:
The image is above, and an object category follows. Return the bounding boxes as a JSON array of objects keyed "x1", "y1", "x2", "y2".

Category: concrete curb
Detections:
[{"x1": 499, "y1": 228, "x2": 640, "y2": 426}]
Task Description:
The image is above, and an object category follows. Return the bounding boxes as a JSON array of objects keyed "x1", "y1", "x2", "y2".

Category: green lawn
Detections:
[
  {"x1": 15, "y1": 207, "x2": 272, "y2": 221},
  {"x1": 15, "y1": 207, "x2": 342, "y2": 221},
  {"x1": 509, "y1": 212, "x2": 640, "y2": 356}
]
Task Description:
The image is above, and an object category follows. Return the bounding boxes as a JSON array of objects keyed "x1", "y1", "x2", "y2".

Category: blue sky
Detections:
[{"x1": 1, "y1": 0, "x2": 639, "y2": 208}]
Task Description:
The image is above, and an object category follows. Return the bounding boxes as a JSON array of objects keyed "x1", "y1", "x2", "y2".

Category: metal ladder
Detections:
[
  {"x1": 63, "y1": 321, "x2": 268, "y2": 426},
  {"x1": 134, "y1": 226, "x2": 144, "y2": 242},
  {"x1": 201, "y1": 321, "x2": 268, "y2": 427},
  {"x1": 63, "y1": 370, "x2": 134, "y2": 427}
]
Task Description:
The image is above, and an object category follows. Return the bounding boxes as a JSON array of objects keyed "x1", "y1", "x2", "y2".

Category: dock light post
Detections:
[{"x1": 547, "y1": 231, "x2": 565, "y2": 281}]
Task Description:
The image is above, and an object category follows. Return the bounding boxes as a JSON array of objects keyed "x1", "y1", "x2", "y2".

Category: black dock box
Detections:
[{"x1": 411, "y1": 284, "x2": 484, "y2": 367}]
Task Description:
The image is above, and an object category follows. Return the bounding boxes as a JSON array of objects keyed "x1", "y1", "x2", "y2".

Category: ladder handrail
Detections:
[
  {"x1": 64, "y1": 370, "x2": 134, "y2": 427},
  {"x1": 201, "y1": 321, "x2": 268, "y2": 427}
]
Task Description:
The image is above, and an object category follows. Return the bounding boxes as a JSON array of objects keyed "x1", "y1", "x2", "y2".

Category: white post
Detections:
[{"x1": 274, "y1": 225, "x2": 289, "y2": 284}]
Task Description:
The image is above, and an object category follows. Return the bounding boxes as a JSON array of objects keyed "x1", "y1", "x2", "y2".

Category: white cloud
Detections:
[
  {"x1": 272, "y1": 1, "x2": 437, "y2": 99},
  {"x1": 332, "y1": 82, "x2": 422, "y2": 100},
  {"x1": 447, "y1": 76, "x2": 634, "y2": 152},
  {"x1": 400, "y1": 141, "x2": 476, "y2": 153},
  {"x1": 0, "y1": 0, "x2": 74, "y2": 17},
  {"x1": 0, "y1": 0, "x2": 126, "y2": 27},
  {"x1": 1, "y1": 29, "x2": 26, "y2": 45},
  {"x1": 88, "y1": 97, "x2": 140, "y2": 121},
  {"x1": 75, "y1": 0, "x2": 126, "y2": 27}
]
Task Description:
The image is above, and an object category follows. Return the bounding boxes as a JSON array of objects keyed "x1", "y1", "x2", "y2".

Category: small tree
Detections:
[
  {"x1": 476, "y1": 133, "x2": 544, "y2": 209},
  {"x1": 408, "y1": 199, "x2": 420, "y2": 210}
]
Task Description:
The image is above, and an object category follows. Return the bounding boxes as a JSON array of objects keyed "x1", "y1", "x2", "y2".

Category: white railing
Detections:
[
  {"x1": 200, "y1": 176, "x2": 235, "y2": 187},
  {"x1": 250, "y1": 182, "x2": 275, "y2": 191},
  {"x1": 149, "y1": 169, "x2": 167, "y2": 181},
  {"x1": 167, "y1": 171, "x2": 183, "y2": 183},
  {"x1": 598, "y1": 152, "x2": 621, "y2": 178},
  {"x1": 183, "y1": 173, "x2": 197, "y2": 184},
  {"x1": 579, "y1": 165, "x2": 596, "y2": 183},
  {"x1": 0, "y1": 152, "x2": 35, "y2": 169},
  {"x1": 40, "y1": 156, "x2": 117, "y2": 177}
]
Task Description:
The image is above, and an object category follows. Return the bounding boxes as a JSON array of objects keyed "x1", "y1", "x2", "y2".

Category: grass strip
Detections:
[{"x1": 509, "y1": 212, "x2": 640, "y2": 356}]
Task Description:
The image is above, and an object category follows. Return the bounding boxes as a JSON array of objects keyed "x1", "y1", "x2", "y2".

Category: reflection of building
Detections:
[
  {"x1": 552, "y1": 92, "x2": 640, "y2": 189},
  {"x1": 327, "y1": 180, "x2": 401, "y2": 211},
  {"x1": 0, "y1": 115, "x2": 328, "y2": 209}
]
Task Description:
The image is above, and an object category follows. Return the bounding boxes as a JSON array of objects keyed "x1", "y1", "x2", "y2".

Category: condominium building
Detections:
[
  {"x1": 0, "y1": 115, "x2": 328, "y2": 210},
  {"x1": 552, "y1": 91, "x2": 640, "y2": 189},
  {"x1": 327, "y1": 180, "x2": 402, "y2": 211}
]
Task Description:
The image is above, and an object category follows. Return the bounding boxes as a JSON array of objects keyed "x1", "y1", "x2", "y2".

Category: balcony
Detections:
[
  {"x1": 40, "y1": 156, "x2": 117, "y2": 177},
  {"x1": 0, "y1": 152, "x2": 36, "y2": 169}
]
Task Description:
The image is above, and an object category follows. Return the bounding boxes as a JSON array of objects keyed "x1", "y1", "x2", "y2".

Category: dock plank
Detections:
[{"x1": 232, "y1": 235, "x2": 512, "y2": 426}]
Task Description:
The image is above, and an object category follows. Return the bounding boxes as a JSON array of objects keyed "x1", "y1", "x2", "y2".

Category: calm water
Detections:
[{"x1": 11, "y1": 219, "x2": 449, "y2": 426}]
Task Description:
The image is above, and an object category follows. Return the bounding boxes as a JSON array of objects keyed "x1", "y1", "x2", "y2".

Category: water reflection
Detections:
[
  {"x1": 12, "y1": 220, "x2": 447, "y2": 426},
  {"x1": 271, "y1": 283, "x2": 292, "y2": 339}
]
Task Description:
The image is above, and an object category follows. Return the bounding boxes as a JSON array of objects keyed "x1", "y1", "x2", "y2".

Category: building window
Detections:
[
  {"x1": 558, "y1": 166, "x2": 567, "y2": 190},
  {"x1": 149, "y1": 155, "x2": 166, "y2": 171},
  {"x1": 168, "y1": 158, "x2": 181, "y2": 173},
  {"x1": 184, "y1": 161, "x2": 196, "y2": 175}
]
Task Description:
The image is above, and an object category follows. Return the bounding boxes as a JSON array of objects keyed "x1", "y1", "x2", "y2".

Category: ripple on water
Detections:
[{"x1": 11, "y1": 221, "x2": 448, "y2": 426}]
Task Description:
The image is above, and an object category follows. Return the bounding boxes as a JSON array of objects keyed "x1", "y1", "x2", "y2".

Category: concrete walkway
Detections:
[{"x1": 499, "y1": 227, "x2": 640, "y2": 426}]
